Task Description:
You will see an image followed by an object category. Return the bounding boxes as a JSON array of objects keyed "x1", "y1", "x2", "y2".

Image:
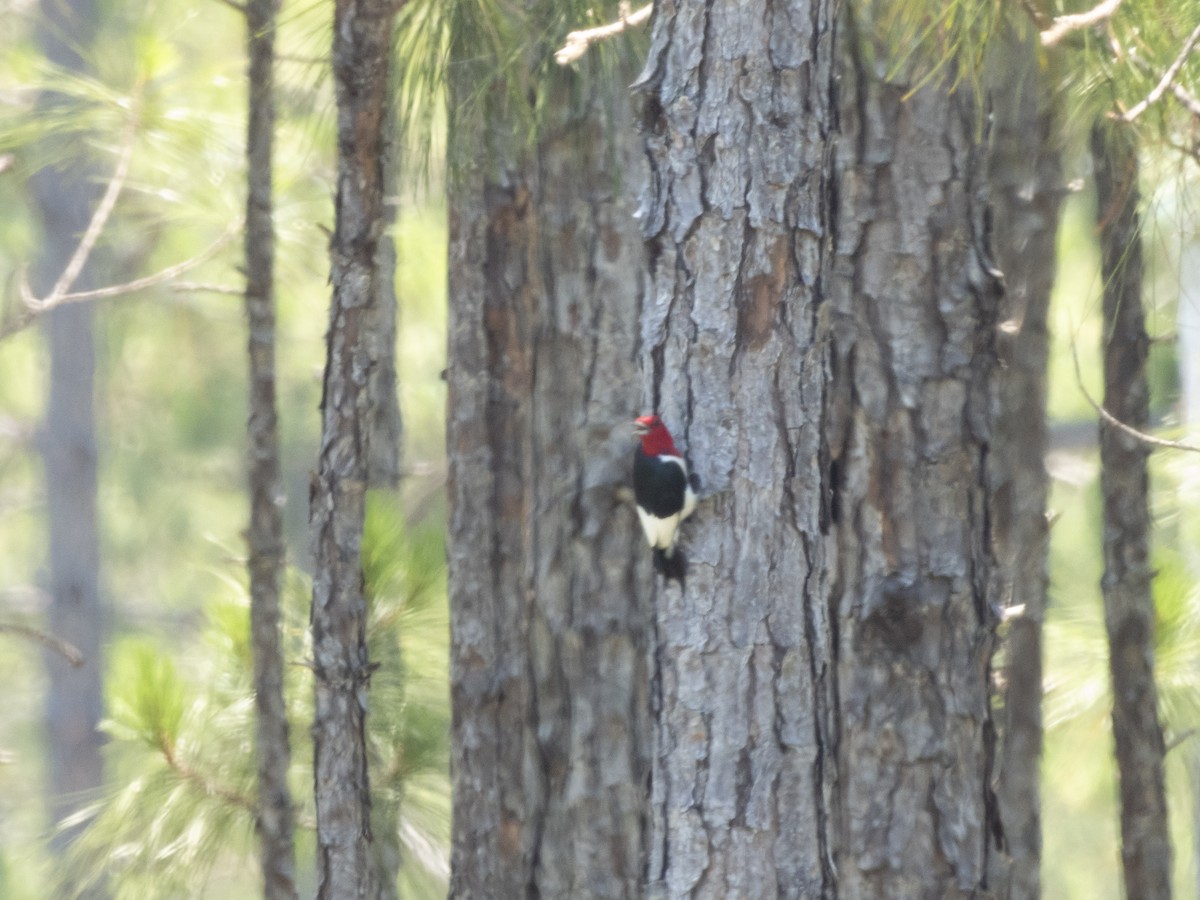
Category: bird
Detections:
[{"x1": 632, "y1": 414, "x2": 697, "y2": 582}]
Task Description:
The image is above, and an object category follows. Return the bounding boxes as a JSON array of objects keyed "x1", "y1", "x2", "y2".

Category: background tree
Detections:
[
  {"x1": 242, "y1": 0, "x2": 298, "y2": 893},
  {"x1": 985, "y1": 15, "x2": 1064, "y2": 898},
  {"x1": 28, "y1": 0, "x2": 107, "y2": 891},
  {"x1": 310, "y1": 0, "x2": 403, "y2": 894},
  {"x1": 6, "y1": 0, "x2": 1200, "y2": 896},
  {"x1": 444, "y1": 2, "x2": 653, "y2": 895},
  {"x1": 635, "y1": 0, "x2": 838, "y2": 893},
  {"x1": 1092, "y1": 118, "x2": 1172, "y2": 900}
]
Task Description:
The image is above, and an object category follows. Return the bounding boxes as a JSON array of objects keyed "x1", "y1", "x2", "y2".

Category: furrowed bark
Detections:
[
  {"x1": 243, "y1": 0, "x2": 298, "y2": 894},
  {"x1": 985, "y1": 21, "x2": 1062, "y2": 900},
  {"x1": 364, "y1": 84, "x2": 403, "y2": 490},
  {"x1": 1092, "y1": 119, "x2": 1172, "y2": 900},
  {"x1": 446, "y1": 24, "x2": 652, "y2": 899},
  {"x1": 828, "y1": 22, "x2": 1003, "y2": 898},
  {"x1": 636, "y1": 1, "x2": 838, "y2": 895},
  {"x1": 311, "y1": 0, "x2": 400, "y2": 896}
]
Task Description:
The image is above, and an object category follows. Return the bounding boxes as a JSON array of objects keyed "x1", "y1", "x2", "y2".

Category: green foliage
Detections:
[
  {"x1": 1075, "y1": 4, "x2": 1200, "y2": 126},
  {"x1": 57, "y1": 506, "x2": 450, "y2": 897},
  {"x1": 1042, "y1": 461, "x2": 1200, "y2": 898},
  {"x1": 850, "y1": 0, "x2": 1004, "y2": 95},
  {"x1": 396, "y1": 0, "x2": 644, "y2": 178},
  {"x1": 106, "y1": 638, "x2": 186, "y2": 753},
  {"x1": 62, "y1": 631, "x2": 257, "y2": 899}
]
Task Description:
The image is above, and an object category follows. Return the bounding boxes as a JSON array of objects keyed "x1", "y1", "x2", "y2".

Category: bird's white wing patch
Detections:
[{"x1": 661, "y1": 455, "x2": 697, "y2": 523}]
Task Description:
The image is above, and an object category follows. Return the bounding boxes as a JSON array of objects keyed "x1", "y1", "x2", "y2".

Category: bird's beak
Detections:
[{"x1": 632, "y1": 420, "x2": 649, "y2": 437}]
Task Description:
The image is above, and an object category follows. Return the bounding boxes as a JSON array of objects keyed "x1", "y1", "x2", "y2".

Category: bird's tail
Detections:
[{"x1": 653, "y1": 546, "x2": 687, "y2": 583}]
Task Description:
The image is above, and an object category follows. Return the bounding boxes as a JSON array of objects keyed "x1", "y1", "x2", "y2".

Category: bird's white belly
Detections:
[{"x1": 637, "y1": 507, "x2": 679, "y2": 550}]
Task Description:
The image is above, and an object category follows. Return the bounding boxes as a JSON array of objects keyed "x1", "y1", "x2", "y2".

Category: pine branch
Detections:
[
  {"x1": 6, "y1": 224, "x2": 240, "y2": 339},
  {"x1": 169, "y1": 281, "x2": 244, "y2": 296},
  {"x1": 0, "y1": 621, "x2": 84, "y2": 665},
  {"x1": 159, "y1": 734, "x2": 256, "y2": 814},
  {"x1": 39, "y1": 87, "x2": 142, "y2": 308},
  {"x1": 1170, "y1": 83, "x2": 1200, "y2": 118},
  {"x1": 1071, "y1": 341, "x2": 1200, "y2": 453},
  {"x1": 556, "y1": 2, "x2": 651, "y2": 65},
  {"x1": 1041, "y1": 0, "x2": 1124, "y2": 48},
  {"x1": 1118, "y1": 21, "x2": 1200, "y2": 121}
]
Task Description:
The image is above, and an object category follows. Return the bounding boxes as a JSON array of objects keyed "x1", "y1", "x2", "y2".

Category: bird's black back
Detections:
[{"x1": 633, "y1": 448, "x2": 688, "y2": 517}]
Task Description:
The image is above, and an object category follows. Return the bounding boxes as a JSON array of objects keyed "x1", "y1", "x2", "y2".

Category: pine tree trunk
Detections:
[
  {"x1": 311, "y1": 1, "x2": 399, "y2": 896},
  {"x1": 636, "y1": 1, "x2": 838, "y2": 895},
  {"x1": 446, "y1": 38, "x2": 652, "y2": 900},
  {"x1": 244, "y1": 0, "x2": 298, "y2": 894},
  {"x1": 30, "y1": 2, "x2": 106, "y2": 894},
  {"x1": 985, "y1": 23, "x2": 1062, "y2": 900},
  {"x1": 1092, "y1": 119, "x2": 1172, "y2": 900},
  {"x1": 826, "y1": 24, "x2": 1003, "y2": 899},
  {"x1": 364, "y1": 85, "x2": 403, "y2": 491}
]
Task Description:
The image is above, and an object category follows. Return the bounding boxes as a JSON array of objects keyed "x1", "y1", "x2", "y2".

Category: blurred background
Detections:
[{"x1": 1, "y1": 1, "x2": 1199, "y2": 897}]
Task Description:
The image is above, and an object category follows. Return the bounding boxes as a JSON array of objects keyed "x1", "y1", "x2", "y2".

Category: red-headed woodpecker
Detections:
[{"x1": 633, "y1": 414, "x2": 697, "y2": 582}]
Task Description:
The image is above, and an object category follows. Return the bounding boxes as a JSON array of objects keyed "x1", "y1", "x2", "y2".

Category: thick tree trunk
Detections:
[
  {"x1": 985, "y1": 23, "x2": 1062, "y2": 900},
  {"x1": 827, "y1": 25, "x2": 1003, "y2": 899},
  {"x1": 1092, "y1": 120, "x2": 1172, "y2": 900},
  {"x1": 635, "y1": 1, "x2": 838, "y2": 895},
  {"x1": 243, "y1": 0, "x2": 298, "y2": 895},
  {"x1": 446, "y1": 36, "x2": 652, "y2": 900},
  {"x1": 30, "y1": 1, "x2": 106, "y2": 893},
  {"x1": 310, "y1": 0, "x2": 399, "y2": 896}
]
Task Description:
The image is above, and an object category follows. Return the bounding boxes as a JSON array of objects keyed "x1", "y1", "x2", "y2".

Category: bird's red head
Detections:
[{"x1": 634, "y1": 414, "x2": 680, "y2": 456}]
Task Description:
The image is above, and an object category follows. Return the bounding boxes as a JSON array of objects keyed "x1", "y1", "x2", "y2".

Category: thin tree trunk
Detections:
[
  {"x1": 30, "y1": 1, "x2": 106, "y2": 894},
  {"x1": 446, "y1": 23, "x2": 652, "y2": 899},
  {"x1": 1092, "y1": 119, "x2": 1172, "y2": 900},
  {"x1": 244, "y1": 0, "x2": 297, "y2": 894},
  {"x1": 364, "y1": 85, "x2": 403, "y2": 491},
  {"x1": 364, "y1": 86, "x2": 404, "y2": 900},
  {"x1": 985, "y1": 21, "x2": 1062, "y2": 900},
  {"x1": 635, "y1": 1, "x2": 838, "y2": 895},
  {"x1": 311, "y1": 0, "x2": 400, "y2": 896},
  {"x1": 827, "y1": 21, "x2": 1003, "y2": 898}
]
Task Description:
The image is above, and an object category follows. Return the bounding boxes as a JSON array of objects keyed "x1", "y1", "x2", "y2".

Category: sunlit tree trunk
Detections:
[
  {"x1": 826, "y1": 17, "x2": 1004, "y2": 898},
  {"x1": 985, "y1": 21, "x2": 1063, "y2": 900},
  {"x1": 243, "y1": 0, "x2": 297, "y2": 895},
  {"x1": 636, "y1": 1, "x2": 839, "y2": 894},
  {"x1": 310, "y1": 0, "x2": 400, "y2": 896},
  {"x1": 446, "y1": 20, "x2": 652, "y2": 898},
  {"x1": 1092, "y1": 119, "x2": 1172, "y2": 900},
  {"x1": 30, "y1": 1, "x2": 106, "y2": 894},
  {"x1": 364, "y1": 85, "x2": 403, "y2": 491}
]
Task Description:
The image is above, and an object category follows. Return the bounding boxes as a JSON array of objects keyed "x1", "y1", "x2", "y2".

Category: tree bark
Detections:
[
  {"x1": 985, "y1": 22, "x2": 1062, "y2": 900},
  {"x1": 636, "y1": 1, "x2": 838, "y2": 895},
  {"x1": 827, "y1": 21, "x2": 1003, "y2": 898},
  {"x1": 1092, "y1": 119, "x2": 1172, "y2": 900},
  {"x1": 30, "y1": 1, "x2": 106, "y2": 894},
  {"x1": 243, "y1": 0, "x2": 298, "y2": 895},
  {"x1": 311, "y1": 0, "x2": 400, "y2": 896},
  {"x1": 446, "y1": 28, "x2": 652, "y2": 900},
  {"x1": 364, "y1": 86, "x2": 403, "y2": 490}
]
